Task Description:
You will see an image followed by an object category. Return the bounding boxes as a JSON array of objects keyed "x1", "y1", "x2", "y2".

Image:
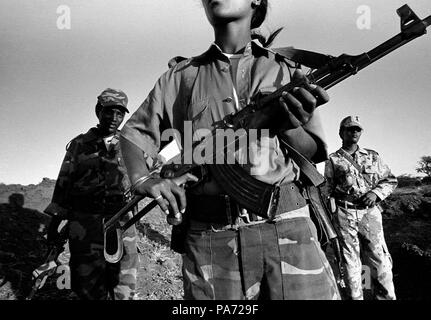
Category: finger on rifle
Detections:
[
  {"x1": 151, "y1": 191, "x2": 169, "y2": 215},
  {"x1": 290, "y1": 87, "x2": 317, "y2": 114},
  {"x1": 308, "y1": 85, "x2": 330, "y2": 106},
  {"x1": 279, "y1": 95, "x2": 302, "y2": 128},
  {"x1": 292, "y1": 68, "x2": 329, "y2": 107},
  {"x1": 281, "y1": 91, "x2": 310, "y2": 125},
  {"x1": 291, "y1": 68, "x2": 307, "y2": 84},
  {"x1": 160, "y1": 187, "x2": 180, "y2": 217},
  {"x1": 172, "y1": 173, "x2": 199, "y2": 187},
  {"x1": 170, "y1": 183, "x2": 187, "y2": 214}
]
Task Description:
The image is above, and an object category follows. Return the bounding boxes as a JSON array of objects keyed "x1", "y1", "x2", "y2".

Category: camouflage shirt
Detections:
[
  {"x1": 45, "y1": 127, "x2": 131, "y2": 218},
  {"x1": 323, "y1": 146, "x2": 397, "y2": 201}
]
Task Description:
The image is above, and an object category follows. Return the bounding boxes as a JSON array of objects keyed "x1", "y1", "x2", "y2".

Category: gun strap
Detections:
[
  {"x1": 272, "y1": 47, "x2": 333, "y2": 69},
  {"x1": 177, "y1": 46, "x2": 332, "y2": 103},
  {"x1": 336, "y1": 148, "x2": 373, "y2": 187},
  {"x1": 278, "y1": 135, "x2": 326, "y2": 187}
]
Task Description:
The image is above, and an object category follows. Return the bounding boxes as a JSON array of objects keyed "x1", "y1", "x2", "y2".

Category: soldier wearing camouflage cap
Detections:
[
  {"x1": 323, "y1": 116, "x2": 397, "y2": 300},
  {"x1": 96, "y1": 88, "x2": 129, "y2": 115},
  {"x1": 45, "y1": 88, "x2": 138, "y2": 300}
]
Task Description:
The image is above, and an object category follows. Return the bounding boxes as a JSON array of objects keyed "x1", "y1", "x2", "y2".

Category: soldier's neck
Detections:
[
  {"x1": 342, "y1": 143, "x2": 359, "y2": 155},
  {"x1": 213, "y1": 21, "x2": 251, "y2": 54}
]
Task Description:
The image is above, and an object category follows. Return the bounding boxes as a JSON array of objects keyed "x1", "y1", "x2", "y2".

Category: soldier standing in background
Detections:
[
  {"x1": 324, "y1": 116, "x2": 398, "y2": 300},
  {"x1": 44, "y1": 88, "x2": 138, "y2": 300}
]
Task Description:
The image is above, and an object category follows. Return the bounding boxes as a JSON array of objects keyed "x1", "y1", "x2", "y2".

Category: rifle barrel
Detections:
[
  {"x1": 103, "y1": 195, "x2": 143, "y2": 230},
  {"x1": 104, "y1": 6, "x2": 431, "y2": 237}
]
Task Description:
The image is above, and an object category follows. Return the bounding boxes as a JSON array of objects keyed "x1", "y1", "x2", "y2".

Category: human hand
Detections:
[
  {"x1": 277, "y1": 69, "x2": 329, "y2": 130},
  {"x1": 134, "y1": 173, "x2": 199, "y2": 224},
  {"x1": 360, "y1": 191, "x2": 378, "y2": 207},
  {"x1": 248, "y1": 69, "x2": 329, "y2": 131}
]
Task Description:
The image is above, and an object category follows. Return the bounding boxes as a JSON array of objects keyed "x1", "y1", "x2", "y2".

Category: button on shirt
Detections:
[
  {"x1": 323, "y1": 147, "x2": 397, "y2": 202},
  {"x1": 121, "y1": 39, "x2": 328, "y2": 193}
]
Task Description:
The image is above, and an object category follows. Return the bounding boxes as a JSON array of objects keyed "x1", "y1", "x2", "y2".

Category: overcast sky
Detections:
[{"x1": 0, "y1": 0, "x2": 430, "y2": 185}]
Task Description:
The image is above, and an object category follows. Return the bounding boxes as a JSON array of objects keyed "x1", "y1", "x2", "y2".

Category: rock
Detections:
[{"x1": 401, "y1": 242, "x2": 431, "y2": 258}]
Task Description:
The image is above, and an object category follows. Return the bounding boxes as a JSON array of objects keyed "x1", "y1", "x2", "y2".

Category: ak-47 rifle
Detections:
[
  {"x1": 26, "y1": 221, "x2": 69, "y2": 300},
  {"x1": 103, "y1": 4, "x2": 430, "y2": 267}
]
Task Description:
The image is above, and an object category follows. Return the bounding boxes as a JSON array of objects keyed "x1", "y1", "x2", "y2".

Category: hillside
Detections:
[
  {"x1": 0, "y1": 179, "x2": 430, "y2": 300},
  {"x1": 0, "y1": 178, "x2": 183, "y2": 300}
]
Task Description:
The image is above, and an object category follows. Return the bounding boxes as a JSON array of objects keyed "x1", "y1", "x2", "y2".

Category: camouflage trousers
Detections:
[
  {"x1": 182, "y1": 205, "x2": 340, "y2": 300},
  {"x1": 68, "y1": 212, "x2": 139, "y2": 300},
  {"x1": 335, "y1": 205, "x2": 396, "y2": 300}
]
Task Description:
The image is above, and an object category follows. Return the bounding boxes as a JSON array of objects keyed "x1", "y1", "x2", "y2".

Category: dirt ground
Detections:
[
  {"x1": 380, "y1": 186, "x2": 431, "y2": 300},
  {"x1": 0, "y1": 179, "x2": 430, "y2": 300}
]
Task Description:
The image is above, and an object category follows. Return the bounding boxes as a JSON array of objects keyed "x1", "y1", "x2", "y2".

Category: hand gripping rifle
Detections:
[
  {"x1": 27, "y1": 221, "x2": 69, "y2": 300},
  {"x1": 103, "y1": 4, "x2": 430, "y2": 265}
]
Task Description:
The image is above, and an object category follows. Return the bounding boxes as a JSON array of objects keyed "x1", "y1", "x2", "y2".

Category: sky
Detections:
[{"x1": 0, "y1": 0, "x2": 430, "y2": 185}]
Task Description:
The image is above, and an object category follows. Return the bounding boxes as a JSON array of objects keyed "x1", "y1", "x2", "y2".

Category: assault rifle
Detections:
[
  {"x1": 27, "y1": 221, "x2": 69, "y2": 300},
  {"x1": 103, "y1": 4, "x2": 430, "y2": 267}
]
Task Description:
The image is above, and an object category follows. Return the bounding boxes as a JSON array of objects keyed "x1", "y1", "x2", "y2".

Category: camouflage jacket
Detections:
[
  {"x1": 323, "y1": 146, "x2": 397, "y2": 202},
  {"x1": 45, "y1": 127, "x2": 131, "y2": 218}
]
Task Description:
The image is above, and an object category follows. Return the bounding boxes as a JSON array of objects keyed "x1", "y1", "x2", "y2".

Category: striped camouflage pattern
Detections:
[
  {"x1": 45, "y1": 127, "x2": 138, "y2": 300},
  {"x1": 182, "y1": 206, "x2": 340, "y2": 300},
  {"x1": 69, "y1": 212, "x2": 138, "y2": 300}
]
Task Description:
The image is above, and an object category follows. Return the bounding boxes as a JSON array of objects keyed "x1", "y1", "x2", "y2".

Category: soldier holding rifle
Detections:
[
  {"x1": 120, "y1": 0, "x2": 340, "y2": 300},
  {"x1": 324, "y1": 116, "x2": 397, "y2": 300},
  {"x1": 45, "y1": 89, "x2": 138, "y2": 300}
]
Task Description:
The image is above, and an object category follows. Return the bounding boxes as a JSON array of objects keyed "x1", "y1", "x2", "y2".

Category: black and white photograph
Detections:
[{"x1": 0, "y1": 0, "x2": 430, "y2": 310}]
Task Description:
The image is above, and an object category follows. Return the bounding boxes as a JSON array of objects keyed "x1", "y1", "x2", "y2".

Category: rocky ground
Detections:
[
  {"x1": 380, "y1": 185, "x2": 431, "y2": 300},
  {"x1": 0, "y1": 179, "x2": 183, "y2": 300},
  {"x1": 0, "y1": 178, "x2": 430, "y2": 300}
]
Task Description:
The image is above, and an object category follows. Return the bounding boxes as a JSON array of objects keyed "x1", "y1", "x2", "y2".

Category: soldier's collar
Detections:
[
  {"x1": 357, "y1": 146, "x2": 368, "y2": 155},
  {"x1": 197, "y1": 39, "x2": 269, "y2": 63},
  {"x1": 81, "y1": 127, "x2": 100, "y2": 143},
  {"x1": 83, "y1": 127, "x2": 120, "y2": 143}
]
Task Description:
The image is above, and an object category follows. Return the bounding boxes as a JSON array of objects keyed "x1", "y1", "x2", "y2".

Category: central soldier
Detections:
[{"x1": 121, "y1": 0, "x2": 340, "y2": 299}]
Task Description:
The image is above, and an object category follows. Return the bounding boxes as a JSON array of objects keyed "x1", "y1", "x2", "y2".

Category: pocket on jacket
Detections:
[{"x1": 186, "y1": 98, "x2": 213, "y2": 139}]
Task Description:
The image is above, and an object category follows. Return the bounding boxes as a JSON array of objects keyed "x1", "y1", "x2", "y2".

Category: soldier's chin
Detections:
[{"x1": 100, "y1": 125, "x2": 117, "y2": 134}]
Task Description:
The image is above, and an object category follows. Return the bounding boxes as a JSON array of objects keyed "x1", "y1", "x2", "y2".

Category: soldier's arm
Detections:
[
  {"x1": 322, "y1": 158, "x2": 336, "y2": 198},
  {"x1": 120, "y1": 137, "x2": 150, "y2": 186},
  {"x1": 280, "y1": 127, "x2": 317, "y2": 159},
  {"x1": 120, "y1": 75, "x2": 167, "y2": 186},
  {"x1": 370, "y1": 154, "x2": 398, "y2": 201},
  {"x1": 44, "y1": 139, "x2": 78, "y2": 219},
  {"x1": 278, "y1": 70, "x2": 329, "y2": 162},
  {"x1": 45, "y1": 139, "x2": 79, "y2": 242},
  {"x1": 120, "y1": 72, "x2": 196, "y2": 216}
]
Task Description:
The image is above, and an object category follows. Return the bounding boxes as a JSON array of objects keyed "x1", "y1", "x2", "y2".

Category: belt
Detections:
[
  {"x1": 186, "y1": 181, "x2": 307, "y2": 225},
  {"x1": 189, "y1": 205, "x2": 310, "y2": 232},
  {"x1": 336, "y1": 199, "x2": 370, "y2": 210}
]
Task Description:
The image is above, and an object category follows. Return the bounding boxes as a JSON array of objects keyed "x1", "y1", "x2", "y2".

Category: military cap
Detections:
[
  {"x1": 340, "y1": 115, "x2": 363, "y2": 130},
  {"x1": 97, "y1": 88, "x2": 129, "y2": 113}
]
